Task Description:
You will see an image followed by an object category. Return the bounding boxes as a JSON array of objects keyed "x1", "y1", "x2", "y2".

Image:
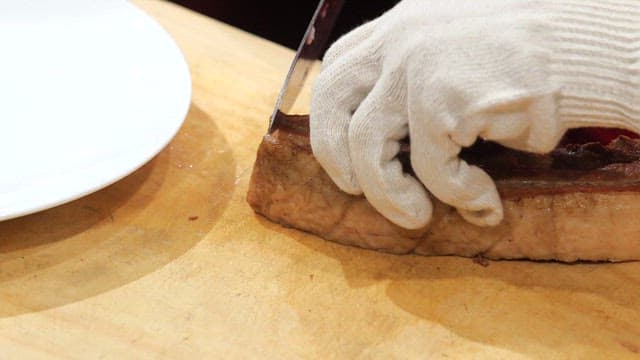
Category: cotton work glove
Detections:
[{"x1": 310, "y1": 0, "x2": 640, "y2": 229}]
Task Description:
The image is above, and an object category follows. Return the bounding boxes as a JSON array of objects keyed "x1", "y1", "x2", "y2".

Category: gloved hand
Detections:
[{"x1": 310, "y1": 0, "x2": 640, "y2": 229}]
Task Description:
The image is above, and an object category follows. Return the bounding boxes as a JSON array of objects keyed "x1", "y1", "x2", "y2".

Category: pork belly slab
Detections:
[{"x1": 247, "y1": 113, "x2": 640, "y2": 262}]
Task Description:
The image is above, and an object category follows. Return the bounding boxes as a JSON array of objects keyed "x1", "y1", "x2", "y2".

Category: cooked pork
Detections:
[{"x1": 247, "y1": 113, "x2": 640, "y2": 262}]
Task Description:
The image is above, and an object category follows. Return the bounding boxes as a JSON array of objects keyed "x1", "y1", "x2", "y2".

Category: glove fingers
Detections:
[
  {"x1": 409, "y1": 111, "x2": 503, "y2": 227},
  {"x1": 310, "y1": 43, "x2": 379, "y2": 194},
  {"x1": 347, "y1": 74, "x2": 432, "y2": 229},
  {"x1": 322, "y1": 19, "x2": 379, "y2": 68}
]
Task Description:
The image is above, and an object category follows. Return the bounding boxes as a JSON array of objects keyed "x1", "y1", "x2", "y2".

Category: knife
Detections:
[{"x1": 268, "y1": 0, "x2": 345, "y2": 133}]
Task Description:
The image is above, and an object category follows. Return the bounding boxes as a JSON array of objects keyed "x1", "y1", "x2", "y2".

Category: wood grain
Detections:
[{"x1": 0, "y1": 1, "x2": 639, "y2": 358}]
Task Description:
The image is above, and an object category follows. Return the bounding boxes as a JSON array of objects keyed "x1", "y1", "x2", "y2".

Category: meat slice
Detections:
[{"x1": 247, "y1": 113, "x2": 640, "y2": 262}]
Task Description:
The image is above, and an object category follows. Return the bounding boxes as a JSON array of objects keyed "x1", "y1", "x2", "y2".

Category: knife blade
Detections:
[{"x1": 268, "y1": 0, "x2": 345, "y2": 133}]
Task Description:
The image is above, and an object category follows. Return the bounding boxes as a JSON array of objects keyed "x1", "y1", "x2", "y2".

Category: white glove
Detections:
[{"x1": 310, "y1": 0, "x2": 640, "y2": 229}]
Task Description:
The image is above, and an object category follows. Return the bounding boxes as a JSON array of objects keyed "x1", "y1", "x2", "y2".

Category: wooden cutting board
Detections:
[{"x1": 1, "y1": 1, "x2": 639, "y2": 358}]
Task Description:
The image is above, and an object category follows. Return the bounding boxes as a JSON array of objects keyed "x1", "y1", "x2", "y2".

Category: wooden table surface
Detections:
[{"x1": 2, "y1": 1, "x2": 640, "y2": 358}]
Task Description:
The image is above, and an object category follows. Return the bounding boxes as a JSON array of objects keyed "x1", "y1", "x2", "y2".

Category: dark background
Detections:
[{"x1": 170, "y1": 0, "x2": 398, "y2": 50}]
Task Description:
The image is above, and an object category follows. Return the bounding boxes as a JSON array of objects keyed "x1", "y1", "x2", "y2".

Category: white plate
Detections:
[{"x1": 0, "y1": 1, "x2": 191, "y2": 221}]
